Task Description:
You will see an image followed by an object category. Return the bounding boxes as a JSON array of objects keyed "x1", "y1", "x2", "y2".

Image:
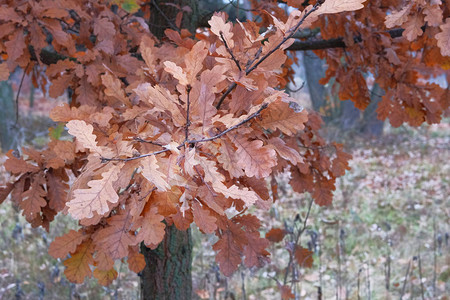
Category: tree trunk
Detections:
[
  {"x1": 140, "y1": 226, "x2": 192, "y2": 300},
  {"x1": 361, "y1": 83, "x2": 384, "y2": 137},
  {"x1": 140, "y1": 1, "x2": 198, "y2": 299},
  {"x1": 0, "y1": 81, "x2": 16, "y2": 152},
  {"x1": 303, "y1": 50, "x2": 326, "y2": 112}
]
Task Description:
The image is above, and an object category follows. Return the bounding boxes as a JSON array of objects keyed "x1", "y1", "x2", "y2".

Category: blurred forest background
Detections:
[{"x1": 0, "y1": 2, "x2": 449, "y2": 299}]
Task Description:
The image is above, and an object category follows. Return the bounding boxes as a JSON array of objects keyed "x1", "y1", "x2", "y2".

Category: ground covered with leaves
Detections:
[{"x1": 0, "y1": 120, "x2": 448, "y2": 299}]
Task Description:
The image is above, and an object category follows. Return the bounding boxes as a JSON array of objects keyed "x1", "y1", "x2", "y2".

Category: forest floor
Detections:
[{"x1": 0, "y1": 94, "x2": 449, "y2": 299}]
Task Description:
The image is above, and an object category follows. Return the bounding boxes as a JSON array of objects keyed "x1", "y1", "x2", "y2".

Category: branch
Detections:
[
  {"x1": 151, "y1": 0, "x2": 180, "y2": 33},
  {"x1": 184, "y1": 85, "x2": 192, "y2": 142},
  {"x1": 287, "y1": 27, "x2": 407, "y2": 51},
  {"x1": 188, "y1": 103, "x2": 268, "y2": 144},
  {"x1": 216, "y1": 3, "x2": 321, "y2": 110},
  {"x1": 220, "y1": 32, "x2": 242, "y2": 71},
  {"x1": 102, "y1": 103, "x2": 268, "y2": 162}
]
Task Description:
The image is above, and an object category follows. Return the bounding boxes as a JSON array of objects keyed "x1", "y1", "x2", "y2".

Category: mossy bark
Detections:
[{"x1": 140, "y1": 226, "x2": 192, "y2": 300}]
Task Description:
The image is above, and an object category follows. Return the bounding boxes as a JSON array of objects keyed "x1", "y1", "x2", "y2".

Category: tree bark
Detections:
[
  {"x1": 0, "y1": 81, "x2": 16, "y2": 152},
  {"x1": 140, "y1": 1, "x2": 198, "y2": 299},
  {"x1": 361, "y1": 83, "x2": 384, "y2": 137},
  {"x1": 303, "y1": 50, "x2": 326, "y2": 112},
  {"x1": 140, "y1": 226, "x2": 192, "y2": 300}
]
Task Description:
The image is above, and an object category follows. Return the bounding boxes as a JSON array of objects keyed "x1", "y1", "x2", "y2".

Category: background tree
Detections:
[{"x1": 0, "y1": 0, "x2": 448, "y2": 299}]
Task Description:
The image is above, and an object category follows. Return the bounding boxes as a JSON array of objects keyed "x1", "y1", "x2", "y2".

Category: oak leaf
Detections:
[
  {"x1": 94, "y1": 212, "x2": 135, "y2": 259},
  {"x1": 135, "y1": 206, "x2": 166, "y2": 249},
  {"x1": 4, "y1": 150, "x2": 40, "y2": 175},
  {"x1": 63, "y1": 241, "x2": 94, "y2": 284},
  {"x1": 436, "y1": 19, "x2": 450, "y2": 56},
  {"x1": 67, "y1": 164, "x2": 122, "y2": 219},
  {"x1": 295, "y1": 246, "x2": 314, "y2": 268},
  {"x1": 209, "y1": 13, "x2": 234, "y2": 48},
  {"x1": 0, "y1": 63, "x2": 9, "y2": 81},
  {"x1": 49, "y1": 230, "x2": 85, "y2": 259},
  {"x1": 20, "y1": 174, "x2": 47, "y2": 220},
  {"x1": 268, "y1": 137, "x2": 303, "y2": 165},
  {"x1": 213, "y1": 220, "x2": 246, "y2": 276},
  {"x1": 101, "y1": 72, "x2": 130, "y2": 106},
  {"x1": 317, "y1": 0, "x2": 366, "y2": 14},
  {"x1": 233, "y1": 137, "x2": 277, "y2": 178},
  {"x1": 93, "y1": 268, "x2": 118, "y2": 286},
  {"x1": 5, "y1": 29, "x2": 26, "y2": 62},
  {"x1": 163, "y1": 61, "x2": 189, "y2": 86},
  {"x1": 192, "y1": 201, "x2": 217, "y2": 234},
  {"x1": 266, "y1": 228, "x2": 287, "y2": 243},
  {"x1": 141, "y1": 155, "x2": 170, "y2": 191},
  {"x1": 66, "y1": 120, "x2": 103, "y2": 154},
  {"x1": 258, "y1": 100, "x2": 308, "y2": 135},
  {"x1": 128, "y1": 249, "x2": 146, "y2": 273}
]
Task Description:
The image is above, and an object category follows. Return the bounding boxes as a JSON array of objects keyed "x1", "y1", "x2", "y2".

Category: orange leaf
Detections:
[
  {"x1": 128, "y1": 249, "x2": 146, "y2": 274},
  {"x1": 152, "y1": 187, "x2": 181, "y2": 216},
  {"x1": 5, "y1": 29, "x2": 26, "y2": 62},
  {"x1": 93, "y1": 268, "x2": 118, "y2": 286},
  {"x1": 4, "y1": 150, "x2": 40, "y2": 175},
  {"x1": 266, "y1": 228, "x2": 286, "y2": 243},
  {"x1": 259, "y1": 100, "x2": 308, "y2": 135},
  {"x1": 63, "y1": 241, "x2": 94, "y2": 284},
  {"x1": 233, "y1": 137, "x2": 277, "y2": 178},
  {"x1": 20, "y1": 174, "x2": 47, "y2": 220},
  {"x1": 67, "y1": 163, "x2": 122, "y2": 219},
  {"x1": 49, "y1": 230, "x2": 85, "y2": 259},
  {"x1": 135, "y1": 206, "x2": 166, "y2": 249},
  {"x1": 436, "y1": 19, "x2": 450, "y2": 56},
  {"x1": 141, "y1": 155, "x2": 170, "y2": 191},
  {"x1": 279, "y1": 285, "x2": 295, "y2": 299},
  {"x1": 208, "y1": 13, "x2": 234, "y2": 48},
  {"x1": 66, "y1": 120, "x2": 103, "y2": 155},
  {"x1": 101, "y1": 72, "x2": 130, "y2": 106},
  {"x1": 268, "y1": 137, "x2": 303, "y2": 165},
  {"x1": 0, "y1": 63, "x2": 9, "y2": 81},
  {"x1": 163, "y1": 61, "x2": 189, "y2": 86},
  {"x1": 313, "y1": 178, "x2": 335, "y2": 206},
  {"x1": 94, "y1": 213, "x2": 135, "y2": 259},
  {"x1": 192, "y1": 201, "x2": 217, "y2": 234},
  {"x1": 294, "y1": 246, "x2": 314, "y2": 268},
  {"x1": 212, "y1": 221, "x2": 245, "y2": 276}
]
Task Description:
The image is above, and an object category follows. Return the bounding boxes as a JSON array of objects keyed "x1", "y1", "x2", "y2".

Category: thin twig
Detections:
[
  {"x1": 188, "y1": 103, "x2": 268, "y2": 144},
  {"x1": 432, "y1": 216, "x2": 437, "y2": 297},
  {"x1": 418, "y1": 246, "x2": 425, "y2": 300},
  {"x1": 400, "y1": 259, "x2": 411, "y2": 300},
  {"x1": 15, "y1": 63, "x2": 29, "y2": 124},
  {"x1": 215, "y1": 3, "x2": 321, "y2": 110},
  {"x1": 220, "y1": 32, "x2": 242, "y2": 71},
  {"x1": 357, "y1": 268, "x2": 362, "y2": 300},
  {"x1": 215, "y1": 82, "x2": 237, "y2": 109},
  {"x1": 133, "y1": 137, "x2": 163, "y2": 147},
  {"x1": 245, "y1": 4, "x2": 320, "y2": 75},
  {"x1": 366, "y1": 263, "x2": 371, "y2": 300},
  {"x1": 185, "y1": 85, "x2": 192, "y2": 142},
  {"x1": 151, "y1": 0, "x2": 180, "y2": 33},
  {"x1": 283, "y1": 196, "x2": 314, "y2": 285}
]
